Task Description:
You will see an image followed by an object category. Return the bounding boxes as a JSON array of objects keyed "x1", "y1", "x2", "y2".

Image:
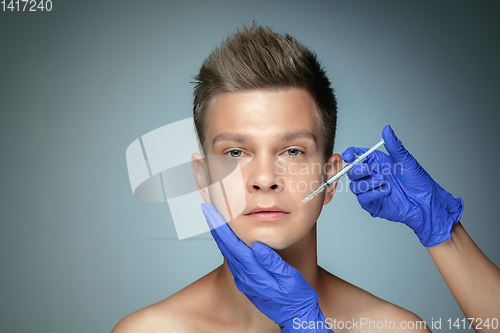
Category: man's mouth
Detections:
[{"x1": 245, "y1": 205, "x2": 290, "y2": 220}]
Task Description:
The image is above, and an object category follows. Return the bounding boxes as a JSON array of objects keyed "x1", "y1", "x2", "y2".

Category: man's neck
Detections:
[
  {"x1": 214, "y1": 224, "x2": 321, "y2": 328},
  {"x1": 275, "y1": 224, "x2": 320, "y2": 290}
]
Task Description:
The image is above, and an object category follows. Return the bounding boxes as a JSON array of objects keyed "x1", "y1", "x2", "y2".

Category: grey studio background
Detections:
[{"x1": 1, "y1": 0, "x2": 499, "y2": 332}]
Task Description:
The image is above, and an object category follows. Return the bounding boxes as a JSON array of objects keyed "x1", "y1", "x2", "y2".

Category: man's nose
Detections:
[{"x1": 247, "y1": 156, "x2": 285, "y2": 192}]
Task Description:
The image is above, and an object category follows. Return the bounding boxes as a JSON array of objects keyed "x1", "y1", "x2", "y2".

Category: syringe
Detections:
[{"x1": 299, "y1": 139, "x2": 385, "y2": 205}]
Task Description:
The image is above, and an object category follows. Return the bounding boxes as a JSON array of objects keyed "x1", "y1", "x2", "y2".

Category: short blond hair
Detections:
[{"x1": 193, "y1": 23, "x2": 337, "y2": 160}]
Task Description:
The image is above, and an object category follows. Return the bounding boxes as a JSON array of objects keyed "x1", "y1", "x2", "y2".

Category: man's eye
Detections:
[
  {"x1": 284, "y1": 148, "x2": 303, "y2": 156},
  {"x1": 227, "y1": 150, "x2": 245, "y2": 158}
]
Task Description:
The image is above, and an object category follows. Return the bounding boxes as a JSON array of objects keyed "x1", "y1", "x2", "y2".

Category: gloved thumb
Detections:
[
  {"x1": 251, "y1": 242, "x2": 290, "y2": 276},
  {"x1": 382, "y1": 125, "x2": 415, "y2": 168}
]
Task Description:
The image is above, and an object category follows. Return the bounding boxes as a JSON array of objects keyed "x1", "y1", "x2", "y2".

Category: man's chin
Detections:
[
  {"x1": 247, "y1": 236, "x2": 291, "y2": 251},
  {"x1": 230, "y1": 223, "x2": 297, "y2": 249}
]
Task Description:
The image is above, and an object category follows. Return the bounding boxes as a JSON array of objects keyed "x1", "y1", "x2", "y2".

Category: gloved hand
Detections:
[
  {"x1": 201, "y1": 203, "x2": 333, "y2": 333},
  {"x1": 341, "y1": 125, "x2": 463, "y2": 247}
]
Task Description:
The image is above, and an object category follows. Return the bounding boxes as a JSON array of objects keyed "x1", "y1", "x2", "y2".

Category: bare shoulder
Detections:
[
  {"x1": 111, "y1": 267, "x2": 221, "y2": 333},
  {"x1": 319, "y1": 267, "x2": 430, "y2": 333},
  {"x1": 111, "y1": 302, "x2": 184, "y2": 333}
]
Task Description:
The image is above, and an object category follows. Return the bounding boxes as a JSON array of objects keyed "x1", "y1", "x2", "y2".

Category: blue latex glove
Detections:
[
  {"x1": 201, "y1": 203, "x2": 334, "y2": 333},
  {"x1": 341, "y1": 125, "x2": 463, "y2": 247}
]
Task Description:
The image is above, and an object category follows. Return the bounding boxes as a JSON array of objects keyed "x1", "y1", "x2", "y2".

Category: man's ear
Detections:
[
  {"x1": 323, "y1": 153, "x2": 343, "y2": 205},
  {"x1": 191, "y1": 153, "x2": 211, "y2": 204}
]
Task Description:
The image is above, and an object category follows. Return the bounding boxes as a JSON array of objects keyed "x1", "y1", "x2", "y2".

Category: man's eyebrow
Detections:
[
  {"x1": 212, "y1": 133, "x2": 252, "y2": 146},
  {"x1": 212, "y1": 130, "x2": 317, "y2": 147},
  {"x1": 278, "y1": 130, "x2": 317, "y2": 145}
]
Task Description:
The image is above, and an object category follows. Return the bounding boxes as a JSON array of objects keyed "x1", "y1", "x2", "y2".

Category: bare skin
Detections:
[
  {"x1": 112, "y1": 261, "x2": 429, "y2": 333},
  {"x1": 112, "y1": 88, "x2": 429, "y2": 333},
  {"x1": 427, "y1": 222, "x2": 500, "y2": 333}
]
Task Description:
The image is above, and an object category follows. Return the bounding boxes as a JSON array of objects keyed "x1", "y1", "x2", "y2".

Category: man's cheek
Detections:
[
  {"x1": 275, "y1": 160, "x2": 326, "y2": 195},
  {"x1": 227, "y1": 219, "x2": 254, "y2": 247},
  {"x1": 282, "y1": 175, "x2": 324, "y2": 199},
  {"x1": 206, "y1": 155, "x2": 247, "y2": 222}
]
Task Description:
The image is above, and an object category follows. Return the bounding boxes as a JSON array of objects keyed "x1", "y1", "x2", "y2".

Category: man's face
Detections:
[{"x1": 197, "y1": 88, "x2": 340, "y2": 249}]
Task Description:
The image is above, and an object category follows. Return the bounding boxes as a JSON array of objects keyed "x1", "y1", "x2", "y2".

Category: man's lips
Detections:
[{"x1": 245, "y1": 205, "x2": 290, "y2": 220}]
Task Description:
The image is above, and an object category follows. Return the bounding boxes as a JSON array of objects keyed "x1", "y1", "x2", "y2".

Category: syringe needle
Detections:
[{"x1": 300, "y1": 138, "x2": 385, "y2": 205}]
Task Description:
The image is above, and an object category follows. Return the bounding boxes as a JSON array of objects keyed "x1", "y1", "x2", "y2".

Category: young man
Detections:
[{"x1": 112, "y1": 24, "x2": 431, "y2": 332}]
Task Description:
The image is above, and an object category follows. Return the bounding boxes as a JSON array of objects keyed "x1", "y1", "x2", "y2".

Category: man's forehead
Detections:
[{"x1": 205, "y1": 88, "x2": 323, "y2": 148}]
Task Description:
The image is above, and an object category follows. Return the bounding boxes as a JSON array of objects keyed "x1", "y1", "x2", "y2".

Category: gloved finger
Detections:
[
  {"x1": 356, "y1": 182, "x2": 391, "y2": 201},
  {"x1": 203, "y1": 204, "x2": 288, "y2": 289},
  {"x1": 209, "y1": 227, "x2": 254, "y2": 282},
  {"x1": 209, "y1": 227, "x2": 237, "y2": 264},
  {"x1": 226, "y1": 257, "x2": 240, "y2": 281},
  {"x1": 251, "y1": 242, "x2": 291, "y2": 274},
  {"x1": 212, "y1": 231, "x2": 271, "y2": 290},
  {"x1": 201, "y1": 203, "x2": 228, "y2": 230},
  {"x1": 224, "y1": 256, "x2": 266, "y2": 291},
  {"x1": 382, "y1": 125, "x2": 419, "y2": 171},
  {"x1": 251, "y1": 242, "x2": 303, "y2": 288},
  {"x1": 229, "y1": 262, "x2": 264, "y2": 298},
  {"x1": 202, "y1": 204, "x2": 257, "y2": 270},
  {"x1": 251, "y1": 243, "x2": 297, "y2": 293},
  {"x1": 346, "y1": 163, "x2": 373, "y2": 181},
  {"x1": 201, "y1": 205, "x2": 233, "y2": 261},
  {"x1": 208, "y1": 223, "x2": 276, "y2": 289},
  {"x1": 356, "y1": 185, "x2": 390, "y2": 216},
  {"x1": 342, "y1": 146, "x2": 381, "y2": 166},
  {"x1": 236, "y1": 268, "x2": 278, "y2": 295},
  {"x1": 349, "y1": 174, "x2": 385, "y2": 195},
  {"x1": 342, "y1": 147, "x2": 368, "y2": 163},
  {"x1": 234, "y1": 278, "x2": 259, "y2": 297},
  {"x1": 204, "y1": 212, "x2": 231, "y2": 260},
  {"x1": 209, "y1": 222, "x2": 256, "y2": 271}
]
